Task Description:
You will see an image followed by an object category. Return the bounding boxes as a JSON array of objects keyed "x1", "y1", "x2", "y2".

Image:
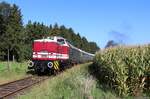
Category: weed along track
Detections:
[{"x1": 0, "y1": 76, "x2": 49, "y2": 99}]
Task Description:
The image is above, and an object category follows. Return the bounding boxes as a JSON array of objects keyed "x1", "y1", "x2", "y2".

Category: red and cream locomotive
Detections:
[{"x1": 28, "y1": 36, "x2": 94, "y2": 74}]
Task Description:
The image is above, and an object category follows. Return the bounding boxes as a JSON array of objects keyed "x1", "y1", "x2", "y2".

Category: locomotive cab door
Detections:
[{"x1": 57, "y1": 39, "x2": 66, "y2": 59}]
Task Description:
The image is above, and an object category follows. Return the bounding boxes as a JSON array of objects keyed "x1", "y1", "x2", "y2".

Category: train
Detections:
[{"x1": 28, "y1": 36, "x2": 94, "y2": 74}]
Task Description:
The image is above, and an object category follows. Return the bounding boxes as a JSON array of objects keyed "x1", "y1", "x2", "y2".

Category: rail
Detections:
[{"x1": 0, "y1": 76, "x2": 49, "y2": 99}]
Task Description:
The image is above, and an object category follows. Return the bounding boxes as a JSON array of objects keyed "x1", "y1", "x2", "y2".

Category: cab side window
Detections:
[{"x1": 57, "y1": 39, "x2": 65, "y2": 45}]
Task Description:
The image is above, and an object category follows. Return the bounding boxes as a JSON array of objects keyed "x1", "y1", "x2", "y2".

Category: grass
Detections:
[
  {"x1": 0, "y1": 61, "x2": 30, "y2": 84},
  {"x1": 17, "y1": 63, "x2": 118, "y2": 99}
]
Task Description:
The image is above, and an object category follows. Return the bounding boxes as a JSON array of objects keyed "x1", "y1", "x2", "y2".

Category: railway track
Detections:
[{"x1": 0, "y1": 76, "x2": 49, "y2": 99}]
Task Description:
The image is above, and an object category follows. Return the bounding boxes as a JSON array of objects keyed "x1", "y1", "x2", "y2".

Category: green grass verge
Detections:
[
  {"x1": 0, "y1": 62, "x2": 29, "y2": 84},
  {"x1": 17, "y1": 63, "x2": 118, "y2": 99}
]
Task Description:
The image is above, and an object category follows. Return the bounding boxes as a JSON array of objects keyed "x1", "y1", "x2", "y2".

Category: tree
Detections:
[
  {"x1": 88, "y1": 42, "x2": 100, "y2": 54},
  {"x1": 0, "y1": 2, "x2": 24, "y2": 68},
  {"x1": 50, "y1": 23, "x2": 60, "y2": 36},
  {"x1": 0, "y1": 14, "x2": 6, "y2": 60}
]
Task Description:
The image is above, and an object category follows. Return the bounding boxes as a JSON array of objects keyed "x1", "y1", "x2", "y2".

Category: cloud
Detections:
[{"x1": 108, "y1": 30, "x2": 129, "y2": 44}]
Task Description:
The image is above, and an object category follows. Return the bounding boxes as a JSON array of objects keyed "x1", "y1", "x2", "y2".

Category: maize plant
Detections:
[{"x1": 93, "y1": 45, "x2": 150, "y2": 96}]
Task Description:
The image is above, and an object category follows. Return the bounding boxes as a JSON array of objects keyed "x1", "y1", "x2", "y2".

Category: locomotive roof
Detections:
[{"x1": 34, "y1": 36, "x2": 65, "y2": 42}]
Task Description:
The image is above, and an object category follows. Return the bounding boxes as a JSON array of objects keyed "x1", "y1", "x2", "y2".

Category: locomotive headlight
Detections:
[
  {"x1": 28, "y1": 61, "x2": 34, "y2": 67},
  {"x1": 47, "y1": 62, "x2": 53, "y2": 68},
  {"x1": 28, "y1": 61, "x2": 34, "y2": 69}
]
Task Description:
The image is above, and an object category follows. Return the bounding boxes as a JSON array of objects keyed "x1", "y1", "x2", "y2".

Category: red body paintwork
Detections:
[
  {"x1": 32, "y1": 41, "x2": 69, "y2": 61},
  {"x1": 33, "y1": 42, "x2": 59, "y2": 53}
]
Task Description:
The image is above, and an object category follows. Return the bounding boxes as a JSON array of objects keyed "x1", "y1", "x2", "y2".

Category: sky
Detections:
[{"x1": 2, "y1": 0, "x2": 150, "y2": 48}]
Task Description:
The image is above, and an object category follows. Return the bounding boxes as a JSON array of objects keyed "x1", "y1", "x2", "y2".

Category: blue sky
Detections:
[{"x1": 2, "y1": 0, "x2": 150, "y2": 48}]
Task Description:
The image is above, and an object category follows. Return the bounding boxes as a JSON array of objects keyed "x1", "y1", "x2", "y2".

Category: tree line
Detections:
[{"x1": 0, "y1": 2, "x2": 100, "y2": 62}]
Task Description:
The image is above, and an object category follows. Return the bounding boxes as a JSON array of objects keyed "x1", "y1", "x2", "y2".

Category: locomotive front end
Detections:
[
  {"x1": 28, "y1": 36, "x2": 69, "y2": 74},
  {"x1": 28, "y1": 37, "x2": 57, "y2": 74}
]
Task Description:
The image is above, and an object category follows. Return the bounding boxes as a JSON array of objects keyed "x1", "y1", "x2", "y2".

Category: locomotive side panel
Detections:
[
  {"x1": 57, "y1": 45, "x2": 69, "y2": 60},
  {"x1": 56, "y1": 38, "x2": 69, "y2": 60}
]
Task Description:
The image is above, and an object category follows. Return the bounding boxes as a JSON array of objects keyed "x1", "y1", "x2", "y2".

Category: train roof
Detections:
[{"x1": 67, "y1": 41, "x2": 95, "y2": 56}]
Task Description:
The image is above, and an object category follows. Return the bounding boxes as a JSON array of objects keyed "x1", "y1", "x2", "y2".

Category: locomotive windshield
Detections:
[{"x1": 57, "y1": 39, "x2": 65, "y2": 45}]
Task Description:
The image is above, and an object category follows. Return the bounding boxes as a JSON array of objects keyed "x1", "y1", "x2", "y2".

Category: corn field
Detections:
[{"x1": 93, "y1": 45, "x2": 150, "y2": 96}]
